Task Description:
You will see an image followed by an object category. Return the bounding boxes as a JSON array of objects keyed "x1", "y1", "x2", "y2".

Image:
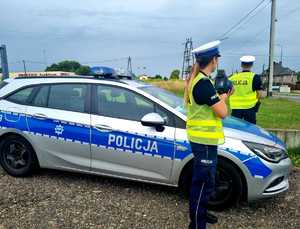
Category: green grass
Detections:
[
  {"x1": 287, "y1": 148, "x2": 300, "y2": 167},
  {"x1": 258, "y1": 98, "x2": 300, "y2": 129},
  {"x1": 148, "y1": 80, "x2": 300, "y2": 130}
]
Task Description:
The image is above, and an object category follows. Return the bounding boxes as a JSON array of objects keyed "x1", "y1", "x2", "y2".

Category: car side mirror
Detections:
[{"x1": 141, "y1": 113, "x2": 165, "y2": 131}]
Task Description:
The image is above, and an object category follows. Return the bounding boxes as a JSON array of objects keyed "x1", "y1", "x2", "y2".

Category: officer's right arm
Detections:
[{"x1": 211, "y1": 94, "x2": 229, "y2": 119}]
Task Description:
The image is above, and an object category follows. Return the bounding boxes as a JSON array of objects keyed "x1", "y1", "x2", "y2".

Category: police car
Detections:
[{"x1": 0, "y1": 75, "x2": 291, "y2": 209}]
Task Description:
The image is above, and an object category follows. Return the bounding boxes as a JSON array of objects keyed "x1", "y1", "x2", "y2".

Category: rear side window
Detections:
[
  {"x1": 5, "y1": 87, "x2": 35, "y2": 105},
  {"x1": 48, "y1": 84, "x2": 88, "y2": 113}
]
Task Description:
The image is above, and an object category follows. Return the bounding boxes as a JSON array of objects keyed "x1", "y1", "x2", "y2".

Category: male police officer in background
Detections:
[
  {"x1": 229, "y1": 56, "x2": 263, "y2": 124},
  {"x1": 184, "y1": 41, "x2": 232, "y2": 229}
]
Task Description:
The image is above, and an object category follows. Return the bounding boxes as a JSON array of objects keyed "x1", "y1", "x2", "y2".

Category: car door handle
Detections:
[
  {"x1": 94, "y1": 124, "x2": 113, "y2": 132},
  {"x1": 33, "y1": 113, "x2": 48, "y2": 120}
]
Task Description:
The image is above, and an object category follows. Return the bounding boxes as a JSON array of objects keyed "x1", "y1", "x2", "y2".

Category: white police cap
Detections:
[
  {"x1": 240, "y1": 55, "x2": 256, "y2": 63},
  {"x1": 192, "y1": 40, "x2": 221, "y2": 58}
]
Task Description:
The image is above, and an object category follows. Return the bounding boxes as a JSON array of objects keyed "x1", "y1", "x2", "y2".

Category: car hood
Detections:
[{"x1": 222, "y1": 117, "x2": 285, "y2": 148}]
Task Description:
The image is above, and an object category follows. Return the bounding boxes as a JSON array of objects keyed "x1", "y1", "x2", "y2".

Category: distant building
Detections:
[
  {"x1": 9, "y1": 71, "x2": 77, "y2": 78},
  {"x1": 262, "y1": 62, "x2": 297, "y2": 85},
  {"x1": 139, "y1": 75, "x2": 149, "y2": 80}
]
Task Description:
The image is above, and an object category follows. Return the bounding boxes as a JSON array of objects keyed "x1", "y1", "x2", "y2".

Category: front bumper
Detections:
[{"x1": 247, "y1": 157, "x2": 292, "y2": 201}]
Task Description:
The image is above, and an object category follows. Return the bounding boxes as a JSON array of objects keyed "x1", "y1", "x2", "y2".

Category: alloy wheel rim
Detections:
[
  {"x1": 209, "y1": 168, "x2": 233, "y2": 205},
  {"x1": 3, "y1": 141, "x2": 29, "y2": 170}
]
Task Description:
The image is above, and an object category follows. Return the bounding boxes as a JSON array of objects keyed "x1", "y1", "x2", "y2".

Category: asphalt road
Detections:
[
  {"x1": 273, "y1": 94, "x2": 300, "y2": 102},
  {"x1": 0, "y1": 167, "x2": 299, "y2": 229}
]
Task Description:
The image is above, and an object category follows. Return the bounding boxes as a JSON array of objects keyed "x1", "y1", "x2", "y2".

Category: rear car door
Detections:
[
  {"x1": 24, "y1": 83, "x2": 92, "y2": 171},
  {"x1": 90, "y1": 84, "x2": 176, "y2": 183}
]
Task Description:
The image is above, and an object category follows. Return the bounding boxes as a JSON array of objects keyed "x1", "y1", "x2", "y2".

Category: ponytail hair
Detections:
[
  {"x1": 184, "y1": 56, "x2": 215, "y2": 105},
  {"x1": 184, "y1": 63, "x2": 200, "y2": 105}
]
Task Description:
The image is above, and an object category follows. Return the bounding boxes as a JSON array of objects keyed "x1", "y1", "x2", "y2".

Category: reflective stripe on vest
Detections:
[
  {"x1": 229, "y1": 72, "x2": 258, "y2": 109},
  {"x1": 186, "y1": 73, "x2": 225, "y2": 145}
]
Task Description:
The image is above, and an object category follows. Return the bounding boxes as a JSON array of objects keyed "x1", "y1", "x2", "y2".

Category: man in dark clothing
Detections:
[{"x1": 229, "y1": 56, "x2": 263, "y2": 124}]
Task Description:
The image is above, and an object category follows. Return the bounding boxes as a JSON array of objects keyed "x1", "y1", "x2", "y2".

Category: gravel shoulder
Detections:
[{"x1": 0, "y1": 167, "x2": 299, "y2": 229}]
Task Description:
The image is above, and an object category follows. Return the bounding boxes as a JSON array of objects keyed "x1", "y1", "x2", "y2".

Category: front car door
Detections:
[{"x1": 90, "y1": 83, "x2": 176, "y2": 184}]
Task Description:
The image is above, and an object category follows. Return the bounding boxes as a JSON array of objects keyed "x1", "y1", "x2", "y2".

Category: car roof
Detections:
[
  {"x1": 0, "y1": 76, "x2": 188, "y2": 121},
  {"x1": 0, "y1": 76, "x2": 151, "y2": 97}
]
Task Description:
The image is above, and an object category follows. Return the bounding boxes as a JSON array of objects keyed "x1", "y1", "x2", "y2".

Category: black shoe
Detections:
[{"x1": 206, "y1": 212, "x2": 218, "y2": 224}]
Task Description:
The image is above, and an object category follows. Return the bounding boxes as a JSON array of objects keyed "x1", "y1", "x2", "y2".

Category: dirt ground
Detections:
[{"x1": 0, "y1": 167, "x2": 299, "y2": 229}]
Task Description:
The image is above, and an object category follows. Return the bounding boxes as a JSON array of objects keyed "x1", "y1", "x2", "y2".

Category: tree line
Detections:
[
  {"x1": 45, "y1": 60, "x2": 182, "y2": 80},
  {"x1": 45, "y1": 60, "x2": 91, "y2": 75}
]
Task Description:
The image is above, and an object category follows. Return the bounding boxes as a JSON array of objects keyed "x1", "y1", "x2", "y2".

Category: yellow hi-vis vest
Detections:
[
  {"x1": 229, "y1": 71, "x2": 258, "y2": 109},
  {"x1": 186, "y1": 73, "x2": 225, "y2": 145}
]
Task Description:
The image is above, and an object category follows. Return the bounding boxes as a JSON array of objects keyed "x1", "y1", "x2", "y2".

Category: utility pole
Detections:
[
  {"x1": 22, "y1": 60, "x2": 27, "y2": 76},
  {"x1": 127, "y1": 56, "x2": 132, "y2": 74},
  {"x1": 267, "y1": 0, "x2": 277, "y2": 97},
  {"x1": 279, "y1": 45, "x2": 283, "y2": 64},
  {"x1": 181, "y1": 38, "x2": 194, "y2": 80},
  {"x1": 43, "y1": 49, "x2": 48, "y2": 76},
  {"x1": 0, "y1": 45, "x2": 9, "y2": 80},
  {"x1": 262, "y1": 63, "x2": 266, "y2": 86}
]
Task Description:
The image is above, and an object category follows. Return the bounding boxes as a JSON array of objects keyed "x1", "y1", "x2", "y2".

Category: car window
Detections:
[
  {"x1": 48, "y1": 84, "x2": 88, "y2": 113},
  {"x1": 155, "y1": 105, "x2": 174, "y2": 127},
  {"x1": 5, "y1": 87, "x2": 35, "y2": 105},
  {"x1": 32, "y1": 86, "x2": 49, "y2": 107},
  {"x1": 95, "y1": 85, "x2": 174, "y2": 126},
  {"x1": 95, "y1": 85, "x2": 155, "y2": 122}
]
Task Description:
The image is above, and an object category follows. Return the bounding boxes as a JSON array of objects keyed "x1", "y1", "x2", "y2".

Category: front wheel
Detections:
[
  {"x1": 0, "y1": 135, "x2": 38, "y2": 177},
  {"x1": 207, "y1": 158, "x2": 243, "y2": 210},
  {"x1": 180, "y1": 158, "x2": 243, "y2": 211}
]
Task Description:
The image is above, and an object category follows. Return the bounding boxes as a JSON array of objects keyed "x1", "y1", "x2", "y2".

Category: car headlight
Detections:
[{"x1": 243, "y1": 141, "x2": 288, "y2": 163}]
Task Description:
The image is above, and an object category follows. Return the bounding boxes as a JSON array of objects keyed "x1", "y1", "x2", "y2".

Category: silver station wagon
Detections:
[{"x1": 0, "y1": 76, "x2": 291, "y2": 209}]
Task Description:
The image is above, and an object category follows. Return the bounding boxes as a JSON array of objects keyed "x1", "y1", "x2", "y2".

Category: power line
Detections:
[
  {"x1": 221, "y1": 2, "x2": 271, "y2": 56},
  {"x1": 232, "y1": 0, "x2": 271, "y2": 33},
  {"x1": 241, "y1": 25, "x2": 270, "y2": 47},
  {"x1": 81, "y1": 52, "x2": 182, "y2": 65},
  {"x1": 279, "y1": 5, "x2": 300, "y2": 19},
  {"x1": 26, "y1": 60, "x2": 47, "y2": 64},
  {"x1": 219, "y1": 0, "x2": 268, "y2": 40},
  {"x1": 81, "y1": 57, "x2": 128, "y2": 64},
  {"x1": 222, "y1": 52, "x2": 300, "y2": 58},
  {"x1": 244, "y1": 4, "x2": 300, "y2": 64}
]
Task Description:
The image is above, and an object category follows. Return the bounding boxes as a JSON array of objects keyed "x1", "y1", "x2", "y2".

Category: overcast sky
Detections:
[{"x1": 1, "y1": 0, "x2": 299, "y2": 76}]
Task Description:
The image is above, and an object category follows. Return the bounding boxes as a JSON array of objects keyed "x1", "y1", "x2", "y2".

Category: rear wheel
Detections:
[
  {"x1": 0, "y1": 135, "x2": 38, "y2": 177},
  {"x1": 179, "y1": 158, "x2": 243, "y2": 211}
]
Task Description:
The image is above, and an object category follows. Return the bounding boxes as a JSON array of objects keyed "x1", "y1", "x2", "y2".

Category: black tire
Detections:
[
  {"x1": 0, "y1": 135, "x2": 38, "y2": 177},
  {"x1": 207, "y1": 158, "x2": 243, "y2": 211},
  {"x1": 179, "y1": 161, "x2": 193, "y2": 195},
  {"x1": 179, "y1": 158, "x2": 243, "y2": 211}
]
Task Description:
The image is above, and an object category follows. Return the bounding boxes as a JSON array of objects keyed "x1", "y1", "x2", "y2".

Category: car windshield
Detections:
[{"x1": 139, "y1": 86, "x2": 186, "y2": 114}]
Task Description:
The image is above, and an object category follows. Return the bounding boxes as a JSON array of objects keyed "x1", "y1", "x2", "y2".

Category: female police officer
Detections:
[{"x1": 184, "y1": 40, "x2": 232, "y2": 229}]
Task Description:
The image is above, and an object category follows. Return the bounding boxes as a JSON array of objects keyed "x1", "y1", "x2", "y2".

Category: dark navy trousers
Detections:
[
  {"x1": 189, "y1": 142, "x2": 217, "y2": 229},
  {"x1": 231, "y1": 108, "x2": 256, "y2": 124}
]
